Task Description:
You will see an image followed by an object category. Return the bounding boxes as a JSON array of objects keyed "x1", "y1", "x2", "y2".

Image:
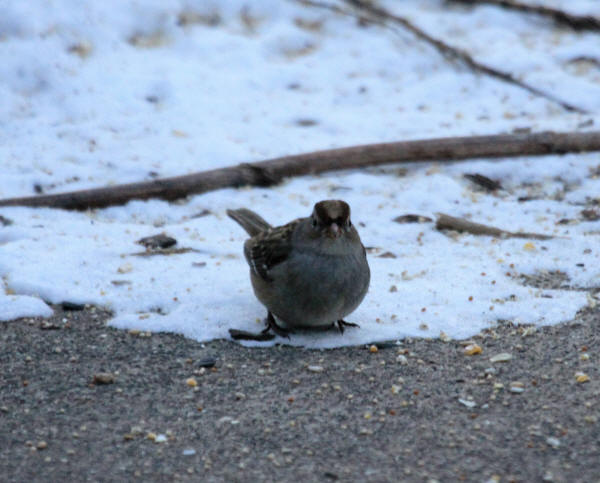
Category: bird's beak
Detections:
[{"x1": 328, "y1": 222, "x2": 341, "y2": 238}]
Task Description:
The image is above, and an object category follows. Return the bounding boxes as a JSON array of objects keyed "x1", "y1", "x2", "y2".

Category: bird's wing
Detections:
[{"x1": 245, "y1": 219, "x2": 301, "y2": 282}]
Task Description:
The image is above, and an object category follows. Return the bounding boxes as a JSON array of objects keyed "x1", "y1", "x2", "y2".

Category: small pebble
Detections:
[
  {"x1": 154, "y1": 434, "x2": 167, "y2": 443},
  {"x1": 575, "y1": 372, "x2": 590, "y2": 383},
  {"x1": 546, "y1": 436, "x2": 561, "y2": 449},
  {"x1": 509, "y1": 381, "x2": 525, "y2": 393},
  {"x1": 369, "y1": 345, "x2": 378, "y2": 353},
  {"x1": 186, "y1": 377, "x2": 198, "y2": 387},
  {"x1": 197, "y1": 357, "x2": 217, "y2": 368},
  {"x1": 490, "y1": 352, "x2": 512, "y2": 363},
  {"x1": 458, "y1": 398, "x2": 477, "y2": 408},
  {"x1": 93, "y1": 373, "x2": 115, "y2": 385},
  {"x1": 217, "y1": 416, "x2": 239, "y2": 425},
  {"x1": 439, "y1": 331, "x2": 451, "y2": 342},
  {"x1": 307, "y1": 365, "x2": 324, "y2": 373},
  {"x1": 396, "y1": 355, "x2": 408, "y2": 365},
  {"x1": 521, "y1": 327, "x2": 536, "y2": 337},
  {"x1": 463, "y1": 343, "x2": 482, "y2": 356}
]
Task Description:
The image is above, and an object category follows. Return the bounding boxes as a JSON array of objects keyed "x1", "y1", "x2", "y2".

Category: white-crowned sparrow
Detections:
[{"x1": 227, "y1": 200, "x2": 370, "y2": 340}]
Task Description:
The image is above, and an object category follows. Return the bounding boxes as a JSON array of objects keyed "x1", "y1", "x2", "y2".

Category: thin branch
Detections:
[
  {"x1": 435, "y1": 213, "x2": 554, "y2": 239},
  {"x1": 1, "y1": 130, "x2": 599, "y2": 210},
  {"x1": 450, "y1": 0, "x2": 600, "y2": 32},
  {"x1": 300, "y1": 0, "x2": 588, "y2": 113}
]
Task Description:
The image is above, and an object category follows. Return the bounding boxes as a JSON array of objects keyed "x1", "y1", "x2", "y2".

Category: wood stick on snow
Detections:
[
  {"x1": 435, "y1": 213, "x2": 554, "y2": 240},
  {"x1": 300, "y1": 0, "x2": 588, "y2": 113},
  {"x1": 1, "y1": 130, "x2": 599, "y2": 210},
  {"x1": 450, "y1": 0, "x2": 600, "y2": 32}
]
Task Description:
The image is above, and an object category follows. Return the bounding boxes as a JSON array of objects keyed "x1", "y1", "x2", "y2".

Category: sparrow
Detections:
[{"x1": 227, "y1": 200, "x2": 370, "y2": 340}]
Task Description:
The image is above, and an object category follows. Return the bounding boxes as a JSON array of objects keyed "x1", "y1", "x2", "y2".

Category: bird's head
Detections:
[{"x1": 310, "y1": 200, "x2": 352, "y2": 239}]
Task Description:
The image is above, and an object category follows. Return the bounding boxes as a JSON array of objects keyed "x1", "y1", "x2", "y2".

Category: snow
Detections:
[{"x1": 1, "y1": 0, "x2": 599, "y2": 347}]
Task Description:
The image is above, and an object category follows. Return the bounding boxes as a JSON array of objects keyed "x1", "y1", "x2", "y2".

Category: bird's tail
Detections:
[{"x1": 226, "y1": 208, "x2": 271, "y2": 236}]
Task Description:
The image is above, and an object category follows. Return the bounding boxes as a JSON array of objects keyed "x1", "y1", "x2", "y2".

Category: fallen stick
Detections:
[
  {"x1": 436, "y1": 213, "x2": 554, "y2": 240},
  {"x1": 450, "y1": 0, "x2": 600, "y2": 32},
  {"x1": 301, "y1": 0, "x2": 588, "y2": 113},
  {"x1": 1, "y1": 130, "x2": 599, "y2": 210},
  {"x1": 228, "y1": 329, "x2": 275, "y2": 341}
]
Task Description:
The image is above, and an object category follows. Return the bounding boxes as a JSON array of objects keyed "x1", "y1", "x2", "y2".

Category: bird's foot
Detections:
[
  {"x1": 262, "y1": 312, "x2": 292, "y2": 339},
  {"x1": 336, "y1": 319, "x2": 360, "y2": 334},
  {"x1": 229, "y1": 312, "x2": 291, "y2": 341}
]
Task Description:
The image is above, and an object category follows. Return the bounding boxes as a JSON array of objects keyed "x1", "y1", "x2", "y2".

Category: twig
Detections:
[
  {"x1": 463, "y1": 173, "x2": 503, "y2": 191},
  {"x1": 450, "y1": 0, "x2": 600, "y2": 32},
  {"x1": 229, "y1": 329, "x2": 275, "y2": 341},
  {"x1": 1, "y1": 130, "x2": 599, "y2": 210},
  {"x1": 130, "y1": 247, "x2": 200, "y2": 257},
  {"x1": 436, "y1": 213, "x2": 554, "y2": 239},
  {"x1": 300, "y1": 0, "x2": 588, "y2": 113}
]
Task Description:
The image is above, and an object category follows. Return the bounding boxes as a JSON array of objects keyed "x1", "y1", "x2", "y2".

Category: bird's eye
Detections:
[{"x1": 311, "y1": 218, "x2": 317, "y2": 228}]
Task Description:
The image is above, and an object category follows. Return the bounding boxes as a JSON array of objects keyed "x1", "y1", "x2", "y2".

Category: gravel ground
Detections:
[{"x1": 1, "y1": 302, "x2": 599, "y2": 483}]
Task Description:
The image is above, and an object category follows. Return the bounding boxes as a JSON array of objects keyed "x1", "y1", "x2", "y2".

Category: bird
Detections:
[{"x1": 227, "y1": 200, "x2": 370, "y2": 340}]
